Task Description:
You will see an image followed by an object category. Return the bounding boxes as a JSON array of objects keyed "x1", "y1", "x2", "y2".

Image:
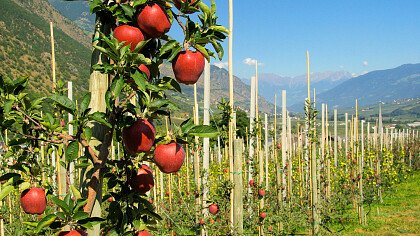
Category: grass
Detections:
[{"x1": 340, "y1": 171, "x2": 420, "y2": 235}]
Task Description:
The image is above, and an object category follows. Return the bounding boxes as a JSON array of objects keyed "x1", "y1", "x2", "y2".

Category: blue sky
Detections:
[{"x1": 193, "y1": 0, "x2": 420, "y2": 79}]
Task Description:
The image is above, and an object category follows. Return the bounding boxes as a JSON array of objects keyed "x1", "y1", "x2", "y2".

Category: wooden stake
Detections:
[
  {"x1": 202, "y1": 59, "x2": 211, "y2": 231},
  {"x1": 0, "y1": 184, "x2": 4, "y2": 236},
  {"x1": 334, "y1": 109, "x2": 338, "y2": 167},
  {"x1": 287, "y1": 115, "x2": 292, "y2": 199},
  {"x1": 264, "y1": 114, "x2": 269, "y2": 190},
  {"x1": 84, "y1": 15, "x2": 112, "y2": 236},
  {"x1": 50, "y1": 22, "x2": 56, "y2": 91},
  {"x1": 248, "y1": 76, "x2": 256, "y2": 195},
  {"x1": 68, "y1": 81, "x2": 74, "y2": 187},
  {"x1": 281, "y1": 90, "x2": 287, "y2": 202},
  {"x1": 233, "y1": 139, "x2": 244, "y2": 233}
]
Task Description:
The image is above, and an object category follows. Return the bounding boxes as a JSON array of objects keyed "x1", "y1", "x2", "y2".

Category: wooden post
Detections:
[
  {"x1": 228, "y1": 0, "x2": 235, "y2": 230},
  {"x1": 50, "y1": 22, "x2": 56, "y2": 90},
  {"x1": 84, "y1": 14, "x2": 112, "y2": 236},
  {"x1": 68, "y1": 81, "x2": 74, "y2": 187},
  {"x1": 264, "y1": 114, "x2": 269, "y2": 190},
  {"x1": 202, "y1": 59, "x2": 211, "y2": 231},
  {"x1": 248, "y1": 76, "x2": 256, "y2": 195},
  {"x1": 334, "y1": 109, "x2": 338, "y2": 167},
  {"x1": 0, "y1": 184, "x2": 3, "y2": 236},
  {"x1": 233, "y1": 139, "x2": 244, "y2": 233},
  {"x1": 307, "y1": 52, "x2": 320, "y2": 235},
  {"x1": 193, "y1": 105, "x2": 201, "y2": 223},
  {"x1": 345, "y1": 113, "x2": 348, "y2": 162},
  {"x1": 321, "y1": 104, "x2": 325, "y2": 160},
  {"x1": 359, "y1": 120, "x2": 365, "y2": 224},
  {"x1": 281, "y1": 90, "x2": 287, "y2": 202},
  {"x1": 287, "y1": 115, "x2": 292, "y2": 199}
]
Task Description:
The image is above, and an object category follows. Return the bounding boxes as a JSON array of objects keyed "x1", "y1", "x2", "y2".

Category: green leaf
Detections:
[
  {"x1": 159, "y1": 40, "x2": 180, "y2": 57},
  {"x1": 49, "y1": 95, "x2": 76, "y2": 115},
  {"x1": 65, "y1": 141, "x2": 79, "y2": 162},
  {"x1": 180, "y1": 118, "x2": 195, "y2": 134},
  {"x1": 148, "y1": 99, "x2": 177, "y2": 110},
  {"x1": 13, "y1": 76, "x2": 29, "y2": 94},
  {"x1": 73, "y1": 212, "x2": 89, "y2": 221},
  {"x1": 188, "y1": 125, "x2": 219, "y2": 138},
  {"x1": 51, "y1": 196, "x2": 71, "y2": 214},
  {"x1": 78, "y1": 217, "x2": 105, "y2": 229},
  {"x1": 120, "y1": 4, "x2": 135, "y2": 18},
  {"x1": 0, "y1": 185, "x2": 14, "y2": 201},
  {"x1": 4, "y1": 100, "x2": 13, "y2": 113},
  {"x1": 0, "y1": 173, "x2": 21, "y2": 182},
  {"x1": 89, "y1": 112, "x2": 112, "y2": 128},
  {"x1": 194, "y1": 44, "x2": 210, "y2": 61},
  {"x1": 211, "y1": 40, "x2": 224, "y2": 60},
  {"x1": 83, "y1": 127, "x2": 92, "y2": 142},
  {"x1": 22, "y1": 221, "x2": 38, "y2": 227},
  {"x1": 133, "y1": 0, "x2": 148, "y2": 8},
  {"x1": 20, "y1": 182, "x2": 31, "y2": 191},
  {"x1": 70, "y1": 185, "x2": 82, "y2": 200},
  {"x1": 35, "y1": 214, "x2": 57, "y2": 233},
  {"x1": 90, "y1": 0, "x2": 103, "y2": 13},
  {"x1": 167, "y1": 46, "x2": 183, "y2": 62},
  {"x1": 131, "y1": 71, "x2": 146, "y2": 91},
  {"x1": 73, "y1": 199, "x2": 88, "y2": 213},
  {"x1": 110, "y1": 76, "x2": 124, "y2": 99},
  {"x1": 80, "y1": 93, "x2": 91, "y2": 114},
  {"x1": 209, "y1": 25, "x2": 229, "y2": 34},
  {"x1": 132, "y1": 39, "x2": 151, "y2": 52}
]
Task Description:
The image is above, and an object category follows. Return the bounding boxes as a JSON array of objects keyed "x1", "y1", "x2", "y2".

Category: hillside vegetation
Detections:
[{"x1": 0, "y1": 0, "x2": 91, "y2": 99}]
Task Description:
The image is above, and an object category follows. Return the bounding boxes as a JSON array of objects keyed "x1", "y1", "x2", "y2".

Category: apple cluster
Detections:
[{"x1": 113, "y1": 1, "x2": 206, "y2": 85}]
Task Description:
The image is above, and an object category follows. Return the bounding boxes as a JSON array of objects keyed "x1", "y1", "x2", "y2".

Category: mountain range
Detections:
[
  {"x1": 242, "y1": 71, "x2": 353, "y2": 109},
  {"x1": 317, "y1": 63, "x2": 420, "y2": 108}
]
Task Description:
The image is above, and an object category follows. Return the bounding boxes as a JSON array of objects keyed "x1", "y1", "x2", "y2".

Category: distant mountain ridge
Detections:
[
  {"x1": 317, "y1": 63, "x2": 420, "y2": 108},
  {"x1": 242, "y1": 71, "x2": 352, "y2": 107}
]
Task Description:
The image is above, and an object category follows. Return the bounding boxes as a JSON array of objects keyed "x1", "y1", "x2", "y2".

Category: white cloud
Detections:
[
  {"x1": 213, "y1": 61, "x2": 228, "y2": 69},
  {"x1": 243, "y1": 58, "x2": 263, "y2": 66},
  {"x1": 363, "y1": 61, "x2": 368, "y2": 66}
]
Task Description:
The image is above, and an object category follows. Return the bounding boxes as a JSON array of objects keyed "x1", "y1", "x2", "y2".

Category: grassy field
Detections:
[{"x1": 340, "y1": 171, "x2": 420, "y2": 235}]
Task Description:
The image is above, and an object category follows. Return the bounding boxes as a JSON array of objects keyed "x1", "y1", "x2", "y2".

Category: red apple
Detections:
[
  {"x1": 173, "y1": 0, "x2": 197, "y2": 13},
  {"x1": 137, "y1": 4, "x2": 171, "y2": 38},
  {"x1": 122, "y1": 118, "x2": 156, "y2": 154},
  {"x1": 20, "y1": 187, "x2": 46, "y2": 215},
  {"x1": 199, "y1": 218, "x2": 205, "y2": 225},
  {"x1": 249, "y1": 179, "x2": 254, "y2": 187},
  {"x1": 138, "y1": 64, "x2": 151, "y2": 79},
  {"x1": 276, "y1": 143, "x2": 282, "y2": 149},
  {"x1": 258, "y1": 189, "x2": 265, "y2": 197},
  {"x1": 113, "y1": 25, "x2": 145, "y2": 51},
  {"x1": 57, "y1": 230, "x2": 87, "y2": 236},
  {"x1": 154, "y1": 143, "x2": 185, "y2": 173},
  {"x1": 259, "y1": 212, "x2": 267, "y2": 219},
  {"x1": 172, "y1": 50, "x2": 205, "y2": 85},
  {"x1": 209, "y1": 203, "x2": 218, "y2": 215},
  {"x1": 209, "y1": 219, "x2": 215, "y2": 224},
  {"x1": 136, "y1": 230, "x2": 151, "y2": 236},
  {"x1": 130, "y1": 164, "x2": 154, "y2": 194},
  {"x1": 107, "y1": 196, "x2": 114, "y2": 203}
]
